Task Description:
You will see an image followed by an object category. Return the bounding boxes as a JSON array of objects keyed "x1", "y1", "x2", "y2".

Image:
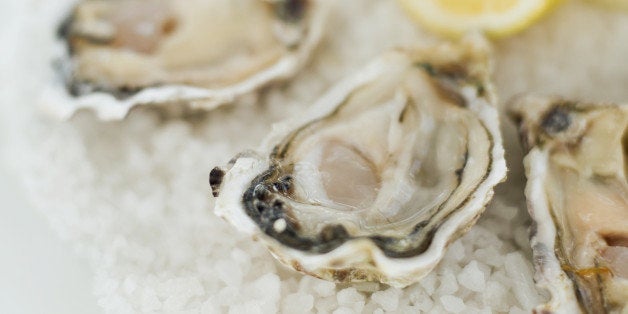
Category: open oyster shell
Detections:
[
  {"x1": 510, "y1": 95, "x2": 628, "y2": 314},
  {"x1": 44, "y1": 0, "x2": 327, "y2": 120},
  {"x1": 210, "y1": 38, "x2": 506, "y2": 287}
]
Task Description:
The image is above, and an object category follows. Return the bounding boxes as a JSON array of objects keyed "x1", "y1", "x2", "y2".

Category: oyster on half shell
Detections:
[
  {"x1": 210, "y1": 38, "x2": 506, "y2": 287},
  {"x1": 510, "y1": 96, "x2": 628, "y2": 314},
  {"x1": 46, "y1": 0, "x2": 327, "y2": 120}
]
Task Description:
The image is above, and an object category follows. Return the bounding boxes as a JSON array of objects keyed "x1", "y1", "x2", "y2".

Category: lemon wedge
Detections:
[
  {"x1": 398, "y1": 0, "x2": 562, "y2": 38},
  {"x1": 586, "y1": 0, "x2": 628, "y2": 11}
]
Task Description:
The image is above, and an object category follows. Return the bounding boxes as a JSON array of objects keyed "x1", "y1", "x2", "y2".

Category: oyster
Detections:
[
  {"x1": 45, "y1": 0, "x2": 327, "y2": 120},
  {"x1": 510, "y1": 96, "x2": 628, "y2": 314},
  {"x1": 210, "y1": 38, "x2": 506, "y2": 287}
]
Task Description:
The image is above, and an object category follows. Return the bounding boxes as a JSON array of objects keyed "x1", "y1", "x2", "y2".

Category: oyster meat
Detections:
[
  {"x1": 46, "y1": 0, "x2": 327, "y2": 120},
  {"x1": 510, "y1": 96, "x2": 628, "y2": 314},
  {"x1": 210, "y1": 39, "x2": 506, "y2": 287}
]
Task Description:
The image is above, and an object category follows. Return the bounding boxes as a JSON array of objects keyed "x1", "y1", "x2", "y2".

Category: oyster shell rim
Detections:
[
  {"x1": 41, "y1": 0, "x2": 329, "y2": 121},
  {"x1": 213, "y1": 40, "x2": 507, "y2": 287},
  {"x1": 509, "y1": 94, "x2": 628, "y2": 314},
  {"x1": 523, "y1": 147, "x2": 582, "y2": 314}
]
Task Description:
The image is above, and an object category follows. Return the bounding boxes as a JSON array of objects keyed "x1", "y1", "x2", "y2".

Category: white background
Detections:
[
  {"x1": 0, "y1": 147, "x2": 102, "y2": 313},
  {"x1": 0, "y1": 1, "x2": 100, "y2": 312}
]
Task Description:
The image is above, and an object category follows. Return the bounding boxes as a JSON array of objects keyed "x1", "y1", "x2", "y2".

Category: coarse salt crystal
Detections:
[
  {"x1": 139, "y1": 289, "x2": 161, "y2": 312},
  {"x1": 504, "y1": 252, "x2": 539, "y2": 309},
  {"x1": 509, "y1": 306, "x2": 528, "y2": 314},
  {"x1": 398, "y1": 305, "x2": 421, "y2": 314},
  {"x1": 337, "y1": 287, "x2": 364, "y2": 305},
  {"x1": 458, "y1": 261, "x2": 486, "y2": 292},
  {"x1": 419, "y1": 272, "x2": 437, "y2": 294},
  {"x1": 337, "y1": 287, "x2": 365, "y2": 312},
  {"x1": 445, "y1": 240, "x2": 466, "y2": 262},
  {"x1": 122, "y1": 276, "x2": 137, "y2": 295},
  {"x1": 483, "y1": 281, "x2": 509, "y2": 312},
  {"x1": 493, "y1": 204, "x2": 518, "y2": 220},
  {"x1": 463, "y1": 305, "x2": 492, "y2": 314},
  {"x1": 371, "y1": 287, "x2": 401, "y2": 312},
  {"x1": 200, "y1": 299, "x2": 220, "y2": 314},
  {"x1": 474, "y1": 247, "x2": 503, "y2": 268},
  {"x1": 230, "y1": 248, "x2": 251, "y2": 268},
  {"x1": 412, "y1": 294, "x2": 434, "y2": 312},
  {"x1": 440, "y1": 295, "x2": 465, "y2": 313},
  {"x1": 228, "y1": 301, "x2": 264, "y2": 314},
  {"x1": 437, "y1": 270, "x2": 459, "y2": 295},
  {"x1": 215, "y1": 259, "x2": 243, "y2": 287},
  {"x1": 313, "y1": 280, "x2": 336, "y2": 297},
  {"x1": 282, "y1": 293, "x2": 314, "y2": 313},
  {"x1": 332, "y1": 306, "x2": 355, "y2": 314},
  {"x1": 315, "y1": 296, "x2": 338, "y2": 312},
  {"x1": 216, "y1": 286, "x2": 239, "y2": 307},
  {"x1": 249, "y1": 273, "x2": 281, "y2": 303}
]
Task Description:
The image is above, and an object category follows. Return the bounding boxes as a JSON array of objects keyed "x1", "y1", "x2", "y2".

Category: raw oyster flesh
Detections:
[
  {"x1": 510, "y1": 96, "x2": 628, "y2": 314},
  {"x1": 210, "y1": 39, "x2": 506, "y2": 287},
  {"x1": 50, "y1": 0, "x2": 326, "y2": 119}
]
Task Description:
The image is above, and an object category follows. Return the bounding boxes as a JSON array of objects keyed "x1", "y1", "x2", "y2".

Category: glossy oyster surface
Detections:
[
  {"x1": 46, "y1": 0, "x2": 327, "y2": 120},
  {"x1": 510, "y1": 96, "x2": 628, "y2": 314},
  {"x1": 210, "y1": 39, "x2": 506, "y2": 287}
]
